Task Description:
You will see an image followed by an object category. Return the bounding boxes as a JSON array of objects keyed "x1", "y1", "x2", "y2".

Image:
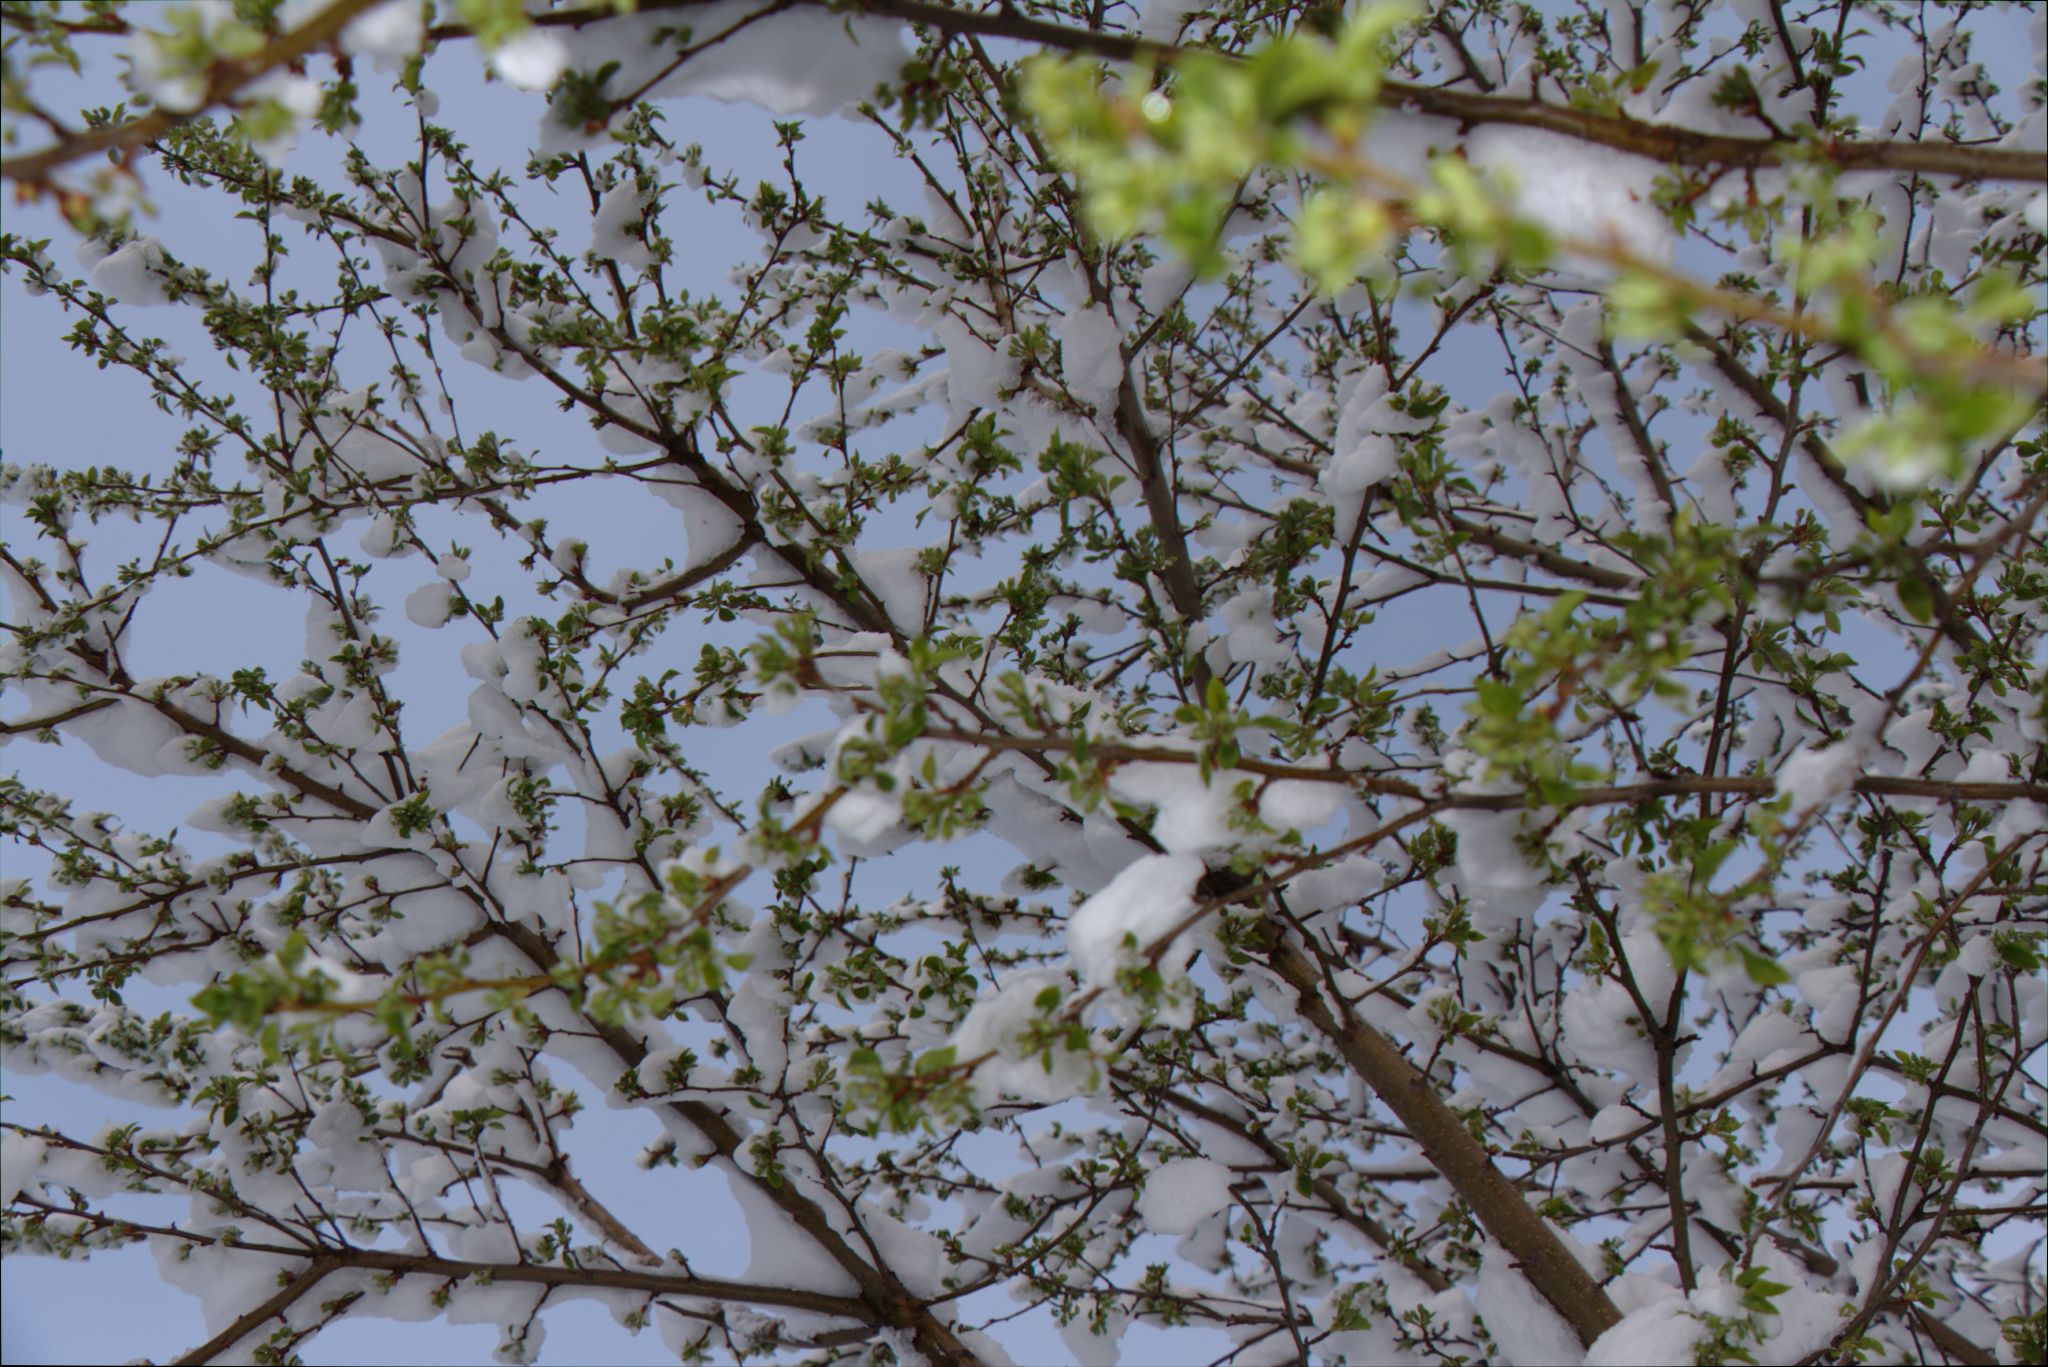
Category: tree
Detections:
[{"x1": 2, "y1": 0, "x2": 2043, "y2": 1362}]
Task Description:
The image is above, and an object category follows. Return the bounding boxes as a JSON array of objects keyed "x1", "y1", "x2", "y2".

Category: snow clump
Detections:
[
  {"x1": 1066, "y1": 852, "x2": 1207, "y2": 1001},
  {"x1": 1136, "y1": 1157, "x2": 1235, "y2": 1235},
  {"x1": 1775, "y1": 737, "x2": 1866, "y2": 814}
]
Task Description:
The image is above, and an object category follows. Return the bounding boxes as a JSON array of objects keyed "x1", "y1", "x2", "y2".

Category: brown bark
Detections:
[
  {"x1": 20, "y1": 0, "x2": 2034, "y2": 189},
  {"x1": 1262, "y1": 929, "x2": 1626, "y2": 1348},
  {"x1": 505, "y1": 0, "x2": 2041, "y2": 185},
  {"x1": 1, "y1": 0, "x2": 383, "y2": 185}
]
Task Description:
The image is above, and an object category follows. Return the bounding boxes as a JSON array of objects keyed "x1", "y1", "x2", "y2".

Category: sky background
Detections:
[
  {"x1": 3, "y1": 2, "x2": 2041, "y2": 1364},
  {"x1": 0, "y1": 15, "x2": 1209, "y2": 1364},
  {"x1": 0, "y1": 26, "x2": 932, "y2": 1366}
]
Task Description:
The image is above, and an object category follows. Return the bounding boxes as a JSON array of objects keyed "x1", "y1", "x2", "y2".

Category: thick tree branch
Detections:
[
  {"x1": 1907, "y1": 1307, "x2": 1996, "y2": 1367},
  {"x1": 19, "y1": 0, "x2": 2035, "y2": 190},
  {"x1": 1261, "y1": 923, "x2": 1625, "y2": 1347},
  {"x1": 919, "y1": 726, "x2": 2048, "y2": 805},
  {"x1": 499, "y1": 0, "x2": 2048, "y2": 185},
  {"x1": 0, "y1": 0, "x2": 381, "y2": 185},
  {"x1": 159, "y1": 1243, "x2": 880, "y2": 1364},
  {"x1": 172, "y1": 1255, "x2": 343, "y2": 1366},
  {"x1": 1115, "y1": 374, "x2": 1212, "y2": 693}
]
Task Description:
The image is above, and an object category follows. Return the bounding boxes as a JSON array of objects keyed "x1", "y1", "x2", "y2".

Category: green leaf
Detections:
[
  {"x1": 1737, "y1": 945, "x2": 1791, "y2": 986},
  {"x1": 1897, "y1": 575, "x2": 1934, "y2": 624}
]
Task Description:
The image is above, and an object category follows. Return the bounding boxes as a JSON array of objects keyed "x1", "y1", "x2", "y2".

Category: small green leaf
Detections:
[{"x1": 1737, "y1": 946, "x2": 1790, "y2": 986}]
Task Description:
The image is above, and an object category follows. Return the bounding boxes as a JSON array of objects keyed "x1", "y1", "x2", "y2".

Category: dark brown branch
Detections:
[
  {"x1": 1377, "y1": 72, "x2": 2046, "y2": 184},
  {"x1": 488, "y1": 0, "x2": 2046, "y2": 184},
  {"x1": 15, "y1": 0, "x2": 2043, "y2": 190},
  {"x1": 173, "y1": 1256, "x2": 342, "y2": 1366},
  {"x1": 318, "y1": 1247, "x2": 876, "y2": 1319},
  {"x1": 1442, "y1": 514, "x2": 1640, "y2": 591},
  {"x1": 917, "y1": 726, "x2": 2048, "y2": 806},
  {"x1": 1261, "y1": 925, "x2": 1625, "y2": 1347},
  {"x1": 1907, "y1": 1307, "x2": 1996, "y2": 1367},
  {"x1": 158, "y1": 1244, "x2": 881, "y2": 1364},
  {"x1": 1117, "y1": 374, "x2": 1211, "y2": 693},
  {"x1": 0, "y1": 0, "x2": 382, "y2": 185},
  {"x1": 0, "y1": 696, "x2": 119, "y2": 735}
]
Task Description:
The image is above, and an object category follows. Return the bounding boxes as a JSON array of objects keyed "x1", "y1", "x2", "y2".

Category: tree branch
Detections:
[
  {"x1": 172, "y1": 1256, "x2": 342, "y2": 1366},
  {"x1": 21, "y1": 0, "x2": 2032, "y2": 191},
  {"x1": 0, "y1": 0, "x2": 382, "y2": 185},
  {"x1": 498, "y1": 0, "x2": 2047, "y2": 184},
  {"x1": 1261, "y1": 923, "x2": 1625, "y2": 1347}
]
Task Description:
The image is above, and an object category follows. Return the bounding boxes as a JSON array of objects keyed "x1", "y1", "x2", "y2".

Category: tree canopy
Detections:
[{"x1": 1, "y1": 1, "x2": 2043, "y2": 1363}]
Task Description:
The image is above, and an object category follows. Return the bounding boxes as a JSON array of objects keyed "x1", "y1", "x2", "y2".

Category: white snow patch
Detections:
[
  {"x1": 1137, "y1": 1157, "x2": 1234, "y2": 1236},
  {"x1": 951, "y1": 969, "x2": 1098, "y2": 1106},
  {"x1": 404, "y1": 581, "x2": 457, "y2": 628},
  {"x1": 1468, "y1": 127, "x2": 1673, "y2": 264},
  {"x1": 1258, "y1": 780, "x2": 1340, "y2": 833},
  {"x1": 1441, "y1": 807, "x2": 1548, "y2": 928},
  {"x1": 1477, "y1": 1244, "x2": 1585, "y2": 1366},
  {"x1": 824, "y1": 787, "x2": 904, "y2": 854},
  {"x1": 649, "y1": 480, "x2": 746, "y2": 573},
  {"x1": 1286, "y1": 854, "x2": 1384, "y2": 914},
  {"x1": 343, "y1": 1, "x2": 424, "y2": 69},
  {"x1": 90, "y1": 237, "x2": 171, "y2": 306},
  {"x1": 1775, "y1": 738, "x2": 1865, "y2": 813},
  {"x1": 1, "y1": 1132, "x2": 46, "y2": 1204},
  {"x1": 1060, "y1": 302, "x2": 1124, "y2": 415},
  {"x1": 1108, "y1": 764, "x2": 1241, "y2": 854},
  {"x1": 722, "y1": 1160, "x2": 862, "y2": 1295},
  {"x1": 1320, "y1": 368, "x2": 1420, "y2": 538},
  {"x1": 1067, "y1": 853, "x2": 1206, "y2": 991},
  {"x1": 849, "y1": 547, "x2": 929, "y2": 631},
  {"x1": 936, "y1": 316, "x2": 1019, "y2": 417},
  {"x1": 591, "y1": 179, "x2": 657, "y2": 273},
  {"x1": 1585, "y1": 1303, "x2": 1700, "y2": 1365},
  {"x1": 1561, "y1": 978, "x2": 1656, "y2": 1086},
  {"x1": 554, "y1": 3, "x2": 906, "y2": 122},
  {"x1": 491, "y1": 31, "x2": 568, "y2": 91}
]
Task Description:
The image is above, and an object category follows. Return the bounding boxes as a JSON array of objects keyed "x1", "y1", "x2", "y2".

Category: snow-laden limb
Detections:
[
  {"x1": 549, "y1": 2, "x2": 907, "y2": 124},
  {"x1": 1775, "y1": 737, "x2": 1870, "y2": 816},
  {"x1": 341, "y1": 0, "x2": 424, "y2": 70}
]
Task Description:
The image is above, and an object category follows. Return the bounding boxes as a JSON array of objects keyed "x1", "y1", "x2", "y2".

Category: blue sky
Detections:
[
  {"x1": 0, "y1": 29, "x2": 916, "y2": 1366},
  {"x1": 0, "y1": 20, "x2": 1179, "y2": 1364}
]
